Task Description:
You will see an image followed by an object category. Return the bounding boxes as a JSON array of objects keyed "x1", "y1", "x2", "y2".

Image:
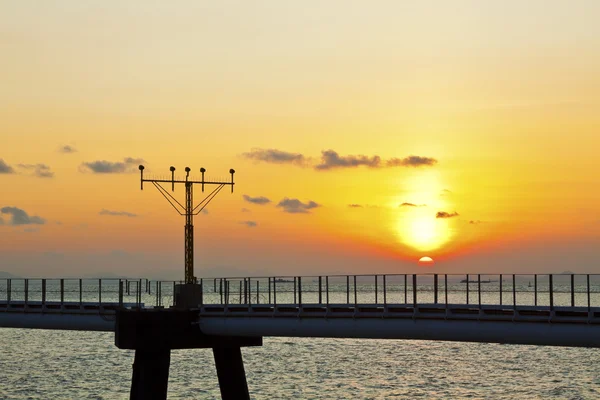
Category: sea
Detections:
[{"x1": 1, "y1": 328, "x2": 599, "y2": 399}]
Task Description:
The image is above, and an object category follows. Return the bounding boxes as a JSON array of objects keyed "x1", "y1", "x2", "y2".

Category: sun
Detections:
[
  {"x1": 396, "y1": 208, "x2": 453, "y2": 251},
  {"x1": 419, "y1": 256, "x2": 434, "y2": 266}
]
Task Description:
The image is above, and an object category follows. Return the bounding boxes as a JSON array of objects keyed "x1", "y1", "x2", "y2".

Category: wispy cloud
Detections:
[
  {"x1": 99, "y1": 209, "x2": 137, "y2": 218},
  {"x1": 315, "y1": 150, "x2": 437, "y2": 171},
  {"x1": 243, "y1": 195, "x2": 271, "y2": 205},
  {"x1": 400, "y1": 202, "x2": 426, "y2": 208},
  {"x1": 348, "y1": 204, "x2": 363, "y2": 208},
  {"x1": 469, "y1": 220, "x2": 482, "y2": 225},
  {"x1": 0, "y1": 159, "x2": 15, "y2": 174},
  {"x1": 240, "y1": 220, "x2": 258, "y2": 227},
  {"x1": 80, "y1": 157, "x2": 145, "y2": 173},
  {"x1": 386, "y1": 156, "x2": 438, "y2": 168},
  {"x1": 242, "y1": 148, "x2": 306, "y2": 165},
  {"x1": 17, "y1": 163, "x2": 54, "y2": 178},
  {"x1": 0, "y1": 207, "x2": 46, "y2": 225},
  {"x1": 277, "y1": 198, "x2": 320, "y2": 214},
  {"x1": 58, "y1": 145, "x2": 77, "y2": 154},
  {"x1": 436, "y1": 211, "x2": 459, "y2": 219},
  {"x1": 241, "y1": 208, "x2": 251, "y2": 213}
]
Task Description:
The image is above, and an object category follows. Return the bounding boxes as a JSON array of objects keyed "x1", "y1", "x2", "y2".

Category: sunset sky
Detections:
[{"x1": 1, "y1": 1, "x2": 599, "y2": 278}]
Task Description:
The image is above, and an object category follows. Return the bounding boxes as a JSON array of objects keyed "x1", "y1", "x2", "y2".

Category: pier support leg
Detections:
[
  {"x1": 213, "y1": 347, "x2": 250, "y2": 400},
  {"x1": 130, "y1": 348, "x2": 171, "y2": 400}
]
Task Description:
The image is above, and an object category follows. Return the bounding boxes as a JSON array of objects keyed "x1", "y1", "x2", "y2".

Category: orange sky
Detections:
[{"x1": 1, "y1": 1, "x2": 599, "y2": 278}]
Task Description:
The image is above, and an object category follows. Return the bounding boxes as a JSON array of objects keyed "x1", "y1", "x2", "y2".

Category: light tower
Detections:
[{"x1": 138, "y1": 164, "x2": 235, "y2": 284}]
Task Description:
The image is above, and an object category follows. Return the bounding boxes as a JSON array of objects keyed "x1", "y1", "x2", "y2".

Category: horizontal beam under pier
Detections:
[
  {"x1": 198, "y1": 317, "x2": 600, "y2": 348},
  {"x1": 0, "y1": 313, "x2": 114, "y2": 331}
]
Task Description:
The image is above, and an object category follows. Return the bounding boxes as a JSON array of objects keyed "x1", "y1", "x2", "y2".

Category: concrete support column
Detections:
[
  {"x1": 213, "y1": 347, "x2": 250, "y2": 400},
  {"x1": 130, "y1": 348, "x2": 171, "y2": 400}
]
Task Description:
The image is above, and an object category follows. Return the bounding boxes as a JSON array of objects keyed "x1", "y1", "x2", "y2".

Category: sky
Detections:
[{"x1": 1, "y1": 1, "x2": 599, "y2": 278}]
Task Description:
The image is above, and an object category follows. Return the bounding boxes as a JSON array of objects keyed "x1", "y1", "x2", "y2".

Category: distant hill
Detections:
[{"x1": 0, "y1": 271, "x2": 20, "y2": 279}]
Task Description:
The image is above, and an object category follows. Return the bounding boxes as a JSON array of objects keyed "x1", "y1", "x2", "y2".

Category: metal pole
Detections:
[
  {"x1": 375, "y1": 275, "x2": 378, "y2": 304},
  {"x1": 25, "y1": 279, "x2": 28, "y2": 307},
  {"x1": 346, "y1": 276, "x2": 350, "y2": 304},
  {"x1": 273, "y1": 278, "x2": 277, "y2": 306},
  {"x1": 239, "y1": 280, "x2": 242, "y2": 304},
  {"x1": 444, "y1": 275, "x2": 448, "y2": 307},
  {"x1": 79, "y1": 279, "x2": 82, "y2": 307},
  {"x1": 60, "y1": 279, "x2": 64, "y2": 306},
  {"x1": 550, "y1": 274, "x2": 554, "y2": 311},
  {"x1": 7, "y1": 279, "x2": 10, "y2": 305},
  {"x1": 119, "y1": 280, "x2": 123, "y2": 308},
  {"x1": 383, "y1": 275, "x2": 387, "y2": 306},
  {"x1": 499, "y1": 274, "x2": 503, "y2": 305},
  {"x1": 587, "y1": 274, "x2": 591, "y2": 311},
  {"x1": 214, "y1": 278, "x2": 217, "y2": 293},
  {"x1": 294, "y1": 277, "x2": 297, "y2": 304},
  {"x1": 354, "y1": 275, "x2": 357, "y2": 306},
  {"x1": 571, "y1": 274, "x2": 575, "y2": 307},
  {"x1": 318, "y1": 276, "x2": 322, "y2": 304},
  {"x1": 247, "y1": 278, "x2": 250, "y2": 306},
  {"x1": 184, "y1": 182, "x2": 195, "y2": 284},
  {"x1": 434, "y1": 274, "x2": 438, "y2": 304},
  {"x1": 326, "y1": 276, "x2": 329, "y2": 305},
  {"x1": 513, "y1": 274, "x2": 516, "y2": 309},
  {"x1": 257, "y1": 280, "x2": 260, "y2": 305},
  {"x1": 298, "y1": 277, "x2": 302, "y2": 307},
  {"x1": 42, "y1": 279, "x2": 46, "y2": 307},
  {"x1": 478, "y1": 274, "x2": 481, "y2": 307},
  {"x1": 404, "y1": 275, "x2": 408, "y2": 304},
  {"x1": 268, "y1": 277, "x2": 271, "y2": 304},
  {"x1": 413, "y1": 274, "x2": 417, "y2": 306},
  {"x1": 220, "y1": 279, "x2": 223, "y2": 303}
]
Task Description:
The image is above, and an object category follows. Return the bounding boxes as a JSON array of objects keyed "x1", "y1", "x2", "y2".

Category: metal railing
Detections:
[{"x1": 1, "y1": 274, "x2": 599, "y2": 311}]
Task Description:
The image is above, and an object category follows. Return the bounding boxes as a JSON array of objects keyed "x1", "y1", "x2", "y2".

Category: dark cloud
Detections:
[
  {"x1": 400, "y1": 202, "x2": 426, "y2": 208},
  {"x1": 315, "y1": 150, "x2": 437, "y2": 170},
  {"x1": 348, "y1": 204, "x2": 363, "y2": 208},
  {"x1": 277, "y1": 198, "x2": 320, "y2": 214},
  {"x1": 0, "y1": 207, "x2": 46, "y2": 225},
  {"x1": 201, "y1": 209, "x2": 209, "y2": 215},
  {"x1": 59, "y1": 145, "x2": 77, "y2": 153},
  {"x1": 386, "y1": 156, "x2": 438, "y2": 167},
  {"x1": 99, "y1": 209, "x2": 137, "y2": 218},
  {"x1": 17, "y1": 163, "x2": 54, "y2": 178},
  {"x1": 469, "y1": 220, "x2": 482, "y2": 225},
  {"x1": 242, "y1": 148, "x2": 306, "y2": 165},
  {"x1": 243, "y1": 195, "x2": 271, "y2": 205},
  {"x1": 80, "y1": 157, "x2": 145, "y2": 173},
  {"x1": 0, "y1": 159, "x2": 15, "y2": 174},
  {"x1": 240, "y1": 221, "x2": 258, "y2": 228},
  {"x1": 436, "y1": 211, "x2": 459, "y2": 219},
  {"x1": 241, "y1": 208, "x2": 251, "y2": 213},
  {"x1": 315, "y1": 150, "x2": 381, "y2": 170}
]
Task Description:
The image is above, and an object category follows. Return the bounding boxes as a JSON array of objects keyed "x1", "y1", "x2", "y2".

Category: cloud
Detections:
[
  {"x1": 17, "y1": 163, "x2": 54, "y2": 178},
  {"x1": 241, "y1": 208, "x2": 251, "y2": 213},
  {"x1": 79, "y1": 157, "x2": 145, "y2": 173},
  {"x1": 99, "y1": 209, "x2": 137, "y2": 218},
  {"x1": 436, "y1": 211, "x2": 459, "y2": 219},
  {"x1": 277, "y1": 198, "x2": 320, "y2": 214},
  {"x1": 243, "y1": 195, "x2": 271, "y2": 205},
  {"x1": 0, "y1": 207, "x2": 46, "y2": 225},
  {"x1": 240, "y1": 220, "x2": 258, "y2": 228},
  {"x1": 242, "y1": 148, "x2": 306, "y2": 165},
  {"x1": 400, "y1": 202, "x2": 426, "y2": 208},
  {"x1": 348, "y1": 204, "x2": 363, "y2": 208},
  {"x1": 315, "y1": 150, "x2": 437, "y2": 170},
  {"x1": 0, "y1": 159, "x2": 15, "y2": 174},
  {"x1": 58, "y1": 145, "x2": 77, "y2": 153},
  {"x1": 201, "y1": 209, "x2": 209, "y2": 215},
  {"x1": 469, "y1": 220, "x2": 482, "y2": 225},
  {"x1": 315, "y1": 150, "x2": 381, "y2": 170},
  {"x1": 386, "y1": 156, "x2": 438, "y2": 167}
]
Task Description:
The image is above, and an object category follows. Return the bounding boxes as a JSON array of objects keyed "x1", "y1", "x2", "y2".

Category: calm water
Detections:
[{"x1": 1, "y1": 328, "x2": 599, "y2": 399}]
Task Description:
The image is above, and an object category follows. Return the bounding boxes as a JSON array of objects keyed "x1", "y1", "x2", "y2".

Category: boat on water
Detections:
[
  {"x1": 274, "y1": 278, "x2": 294, "y2": 283},
  {"x1": 460, "y1": 279, "x2": 493, "y2": 283}
]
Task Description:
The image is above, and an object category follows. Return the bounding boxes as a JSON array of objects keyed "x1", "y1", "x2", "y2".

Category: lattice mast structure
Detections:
[{"x1": 138, "y1": 165, "x2": 235, "y2": 284}]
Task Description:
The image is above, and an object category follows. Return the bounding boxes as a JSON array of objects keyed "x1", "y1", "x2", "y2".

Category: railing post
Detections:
[
  {"x1": 119, "y1": 279, "x2": 123, "y2": 308},
  {"x1": 79, "y1": 279, "x2": 82, "y2": 307},
  {"x1": 247, "y1": 278, "x2": 250, "y2": 306},
  {"x1": 512, "y1": 274, "x2": 516, "y2": 309},
  {"x1": 200, "y1": 278, "x2": 204, "y2": 308},
  {"x1": 326, "y1": 276, "x2": 329, "y2": 305},
  {"x1": 42, "y1": 279, "x2": 46, "y2": 307},
  {"x1": 353, "y1": 275, "x2": 357, "y2": 306},
  {"x1": 257, "y1": 280, "x2": 260, "y2": 305},
  {"x1": 534, "y1": 274, "x2": 538, "y2": 306},
  {"x1": 98, "y1": 279, "x2": 102, "y2": 306},
  {"x1": 571, "y1": 274, "x2": 575, "y2": 307},
  {"x1": 383, "y1": 275, "x2": 387, "y2": 306},
  {"x1": 268, "y1": 277, "x2": 271, "y2": 304},
  {"x1": 413, "y1": 274, "x2": 417, "y2": 306},
  {"x1": 434, "y1": 274, "x2": 438, "y2": 304},
  {"x1": 238, "y1": 280, "x2": 242, "y2": 305},
  {"x1": 214, "y1": 278, "x2": 217, "y2": 293},
  {"x1": 24, "y1": 279, "x2": 29, "y2": 307},
  {"x1": 7, "y1": 279, "x2": 11, "y2": 305},
  {"x1": 298, "y1": 277, "x2": 302, "y2": 307},
  {"x1": 478, "y1": 274, "x2": 481, "y2": 307},
  {"x1": 273, "y1": 278, "x2": 277, "y2": 306},
  {"x1": 466, "y1": 274, "x2": 469, "y2": 305},
  {"x1": 139, "y1": 279, "x2": 142, "y2": 307},
  {"x1": 60, "y1": 279, "x2": 64, "y2": 306},
  {"x1": 549, "y1": 274, "x2": 554, "y2": 311},
  {"x1": 375, "y1": 275, "x2": 378, "y2": 304},
  {"x1": 219, "y1": 279, "x2": 223, "y2": 303},
  {"x1": 318, "y1": 276, "x2": 322, "y2": 305},
  {"x1": 294, "y1": 277, "x2": 297, "y2": 304},
  {"x1": 404, "y1": 275, "x2": 408, "y2": 304}
]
